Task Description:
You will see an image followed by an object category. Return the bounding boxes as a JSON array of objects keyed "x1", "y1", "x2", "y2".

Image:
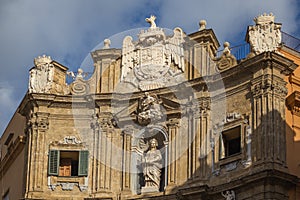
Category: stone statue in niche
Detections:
[
  {"x1": 137, "y1": 92, "x2": 163, "y2": 125},
  {"x1": 141, "y1": 138, "x2": 162, "y2": 193}
]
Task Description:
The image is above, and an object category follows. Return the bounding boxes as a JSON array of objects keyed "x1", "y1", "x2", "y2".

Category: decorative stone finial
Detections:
[
  {"x1": 34, "y1": 54, "x2": 52, "y2": 66},
  {"x1": 216, "y1": 41, "x2": 237, "y2": 70},
  {"x1": 145, "y1": 15, "x2": 157, "y2": 28},
  {"x1": 254, "y1": 12, "x2": 275, "y2": 25},
  {"x1": 103, "y1": 39, "x2": 111, "y2": 49},
  {"x1": 199, "y1": 20, "x2": 207, "y2": 31},
  {"x1": 223, "y1": 42, "x2": 231, "y2": 56}
]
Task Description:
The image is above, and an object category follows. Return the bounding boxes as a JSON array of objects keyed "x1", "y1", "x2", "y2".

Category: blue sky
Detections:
[{"x1": 0, "y1": 0, "x2": 299, "y2": 134}]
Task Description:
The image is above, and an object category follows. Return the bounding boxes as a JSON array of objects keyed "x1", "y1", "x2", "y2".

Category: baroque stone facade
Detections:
[{"x1": 1, "y1": 13, "x2": 300, "y2": 200}]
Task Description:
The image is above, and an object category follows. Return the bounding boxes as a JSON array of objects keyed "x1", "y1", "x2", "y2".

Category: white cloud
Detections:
[{"x1": 0, "y1": 0, "x2": 299, "y2": 134}]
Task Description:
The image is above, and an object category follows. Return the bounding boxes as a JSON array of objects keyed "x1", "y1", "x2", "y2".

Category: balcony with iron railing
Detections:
[
  {"x1": 281, "y1": 31, "x2": 300, "y2": 52},
  {"x1": 217, "y1": 31, "x2": 300, "y2": 61}
]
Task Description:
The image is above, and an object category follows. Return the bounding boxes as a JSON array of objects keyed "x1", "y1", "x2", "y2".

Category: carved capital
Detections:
[
  {"x1": 30, "y1": 112, "x2": 50, "y2": 130},
  {"x1": 167, "y1": 118, "x2": 179, "y2": 128},
  {"x1": 251, "y1": 79, "x2": 287, "y2": 98},
  {"x1": 122, "y1": 125, "x2": 134, "y2": 136}
]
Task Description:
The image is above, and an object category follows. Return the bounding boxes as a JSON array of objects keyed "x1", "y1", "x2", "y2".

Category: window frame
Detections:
[
  {"x1": 220, "y1": 125, "x2": 242, "y2": 159},
  {"x1": 48, "y1": 150, "x2": 88, "y2": 177}
]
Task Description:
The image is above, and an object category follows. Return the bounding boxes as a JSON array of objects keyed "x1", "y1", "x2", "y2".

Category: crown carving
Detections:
[
  {"x1": 254, "y1": 13, "x2": 275, "y2": 25},
  {"x1": 34, "y1": 55, "x2": 52, "y2": 66}
]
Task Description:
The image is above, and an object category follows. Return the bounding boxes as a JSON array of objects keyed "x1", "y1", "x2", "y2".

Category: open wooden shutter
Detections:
[
  {"x1": 78, "y1": 150, "x2": 89, "y2": 176},
  {"x1": 48, "y1": 150, "x2": 59, "y2": 175}
]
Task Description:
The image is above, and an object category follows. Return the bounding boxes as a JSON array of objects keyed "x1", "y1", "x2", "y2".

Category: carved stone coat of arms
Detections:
[{"x1": 121, "y1": 16, "x2": 185, "y2": 91}]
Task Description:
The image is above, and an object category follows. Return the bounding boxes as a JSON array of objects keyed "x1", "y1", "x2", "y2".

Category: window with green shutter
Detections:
[
  {"x1": 78, "y1": 150, "x2": 89, "y2": 176},
  {"x1": 48, "y1": 150, "x2": 59, "y2": 175},
  {"x1": 48, "y1": 150, "x2": 89, "y2": 177}
]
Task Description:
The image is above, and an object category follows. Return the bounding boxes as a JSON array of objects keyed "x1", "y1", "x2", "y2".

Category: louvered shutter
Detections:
[
  {"x1": 78, "y1": 150, "x2": 89, "y2": 176},
  {"x1": 48, "y1": 150, "x2": 59, "y2": 175}
]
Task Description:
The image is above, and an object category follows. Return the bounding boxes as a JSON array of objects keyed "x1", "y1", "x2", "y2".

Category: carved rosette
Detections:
[{"x1": 247, "y1": 13, "x2": 282, "y2": 54}]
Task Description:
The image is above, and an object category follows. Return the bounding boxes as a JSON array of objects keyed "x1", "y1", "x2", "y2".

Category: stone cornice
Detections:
[
  {"x1": 286, "y1": 91, "x2": 300, "y2": 116},
  {"x1": 289, "y1": 74, "x2": 300, "y2": 88},
  {"x1": 177, "y1": 169, "x2": 298, "y2": 198},
  {"x1": 91, "y1": 48, "x2": 122, "y2": 63},
  {"x1": 221, "y1": 52, "x2": 297, "y2": 78}
]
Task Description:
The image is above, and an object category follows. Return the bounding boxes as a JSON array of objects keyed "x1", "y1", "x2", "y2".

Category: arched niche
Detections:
[{"x1": 131, "y1": 125, "x2": 169, "y2": 194}]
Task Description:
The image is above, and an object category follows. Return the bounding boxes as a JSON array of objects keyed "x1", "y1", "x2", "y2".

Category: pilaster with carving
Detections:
[
  {"x1": 250, "y1": 64, "x2": 288, "y2": 167},
  {"x1": 26, "y1": 111, "x2": 49, "y2": 194},
  {"x1": 166, "y1": 119, "x2": 179, "y2": 186},
  {"x1": 185, "y1": 97, "x2": 210, "y2": 179},
  {"x1": 121, "y1": 126, "x2": 133, "y2": 192},
  {"x1": 90, "y1": 42, "x2": 122, "y2": 93},
  {"x1": 195, "y1": 101, "x2": 211, "y2": 179},
  {"x1": 90, "y1": 112, "x2": 116, "y2": 193}
]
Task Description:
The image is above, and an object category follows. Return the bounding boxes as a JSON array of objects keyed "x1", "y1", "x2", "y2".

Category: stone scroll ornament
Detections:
[
  {"x1": 121, "y1": 15, "x2": 185, "y2": 91},
  {"x1": 248, "y1": 13, "x2": 281, "y2": 54},
  {"x1": 141, "y1": 138, "x2": 162, "y2": 193}
]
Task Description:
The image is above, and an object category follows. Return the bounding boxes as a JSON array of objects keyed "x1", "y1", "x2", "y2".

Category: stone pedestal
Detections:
[{"x1": 141, "y1": 186, "x2": 159, "y2": 194}]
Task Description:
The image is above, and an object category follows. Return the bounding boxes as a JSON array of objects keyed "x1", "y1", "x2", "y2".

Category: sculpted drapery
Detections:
[{"x1": 142, "y1": 138, "x2": 162, "y2": 189}]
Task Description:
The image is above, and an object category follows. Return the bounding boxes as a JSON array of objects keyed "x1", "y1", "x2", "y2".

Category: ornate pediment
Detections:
[{"x1": 121, "y1": 15, "x2": 185, "y2": 91}]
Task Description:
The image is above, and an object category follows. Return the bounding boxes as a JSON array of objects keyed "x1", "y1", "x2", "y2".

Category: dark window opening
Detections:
[
  {"x1": 221, "y1": 126, "x2": 241, "y2": 158},
  {"x1": 59, "y1": 151, "x2": 79, "y2": 176}
]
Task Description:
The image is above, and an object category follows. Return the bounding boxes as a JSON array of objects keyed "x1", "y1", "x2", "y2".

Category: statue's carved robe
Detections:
[{"x1": 143, "y1": 149, "x2": 162, "y2": 188}]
